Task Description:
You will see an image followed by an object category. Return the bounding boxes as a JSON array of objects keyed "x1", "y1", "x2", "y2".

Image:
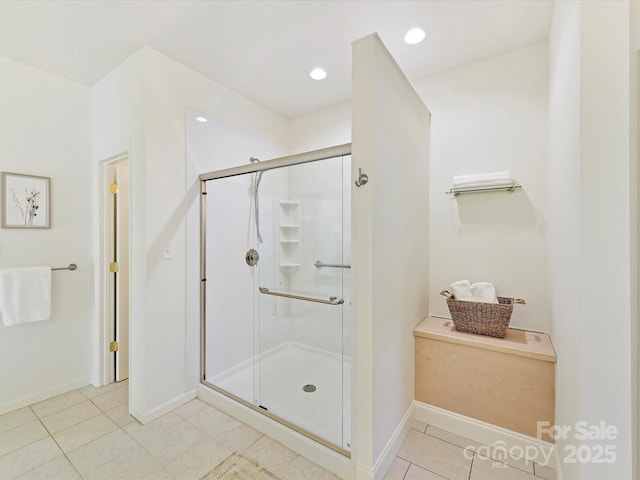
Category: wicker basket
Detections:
[{"x1": 440, "y1": 290, "x2": 526, "y2": 338}]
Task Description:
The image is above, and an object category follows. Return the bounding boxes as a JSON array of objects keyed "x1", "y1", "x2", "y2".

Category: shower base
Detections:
[{"x1": 210, "y1": 341, "x2": 351, "y2": 451}]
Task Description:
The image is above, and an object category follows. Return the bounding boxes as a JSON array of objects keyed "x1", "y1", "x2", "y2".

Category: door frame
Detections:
[{"x1": 97, "y1": 152, "x2": 131, "y2": 386}]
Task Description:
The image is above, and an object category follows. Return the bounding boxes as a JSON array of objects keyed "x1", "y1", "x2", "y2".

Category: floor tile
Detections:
[
  {"x1": 90, "y1": 387, "x2": 128, "y2": 412},
  {"x1": 412, "y1": 420, "x2": 428, "y2": 433},
  {"x1": 14, "y1": 455, "x2": 80, "y2": 480},
  {"x1": 173, "y1": 399, "x2": 208, "y2": 419},
  {"x1": 405, "y1": 463, "x2": 447, "y2": 480},
  {"x1": 471, "y1": 454, "x2": 539, "y2": 480},
  {"x1": 84, "y1": 443, "x2": 161, "y2": 480},
  {"x1": 40, "y1": 400, "x2": 101, "y2": 434},
  {"x1": 124, "y1": 413, "x2": 207, "y2": 464},
  {"x1": 0, "y1": 408, "x2": 36, "y2": 435},
  {"x1": 30, "y1": 391, "x2": 86, "y2": 418},
  {"x1": 211, "y1": 422, "x2": 263, "y2": 451},
  {"x1": 79, "y1": 380, "x2": 127, "y2": 400},
  {"x1": 0, "y1": 436, "x2": 61, "y2": 478},
  {"x1": 0, "y1": 420, "x2": 48, "y2": 457},
  {"x1": 280, "y1": 454, "x2": 340, "y2": 480},
  {"x1": 397, "y1": 429, "x2": 472, "y2": 480},
  {"x1": 184, "y1": 406, "x2": 238, "y2": 436},
  {"x1": 138, "y1": 465, "x2": 177, "y2": 479},
  {"x1": 534, "y1": 463, "x2": 555, "y2": 480},
  {"x1": 165, "y1": 437, "x2": 232, "y2": 480},
  {"x1": 384, "y1": 457, "x2": 410, "y2": 480},
  {"x1": 66, "y1": 429, "x2": 138, "y2": 476},
  {"x1": 426, "y1": 425, "x2": 534, "y2": 474},
  {"x1": 53, "y1": 414, "x2": 117, "y2": 453},
  {"x1": 244, "y1": 435, "x2": 298, "y2": 478},
  {"x1": 104, "y1": 404, "x2": 135, "y2": 427},
  {"x1": 31, "y1": 390, "x2": 86, "y2": 418}
]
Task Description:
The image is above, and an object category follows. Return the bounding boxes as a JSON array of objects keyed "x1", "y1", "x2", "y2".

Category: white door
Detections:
[{"x1": 108, "y1": 159, "x2": 130, "y2": 381}]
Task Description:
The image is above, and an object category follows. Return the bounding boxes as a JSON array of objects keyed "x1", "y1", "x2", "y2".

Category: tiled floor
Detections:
[
  {"x1": 384, "y1": 420, "x2": 555, "y2": 480},
  {"x1": 0, "y1": 382, "x2": 556, "y2": 480},
  {"x1": 0, "y1": 381, "x2": 338, "y2": 480}
]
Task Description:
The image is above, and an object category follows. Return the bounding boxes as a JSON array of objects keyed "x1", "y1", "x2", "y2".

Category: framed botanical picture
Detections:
[{"x1": 1, "y1": 172, "x2": 50, "y2": 229}]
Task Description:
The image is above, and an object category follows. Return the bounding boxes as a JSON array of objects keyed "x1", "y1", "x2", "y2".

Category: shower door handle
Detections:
[{"x1": 259, "y1": 287, "x2": 344, "y2": 305}]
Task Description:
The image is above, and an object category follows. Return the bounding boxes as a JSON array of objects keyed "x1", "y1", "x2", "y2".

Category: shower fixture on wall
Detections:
[{"x1": 250, "y1": 156, "x2": 263, "y2": 243}]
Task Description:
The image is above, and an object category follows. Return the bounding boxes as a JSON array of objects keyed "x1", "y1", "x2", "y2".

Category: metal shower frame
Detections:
[{"x1": 198, "y1": 142, "x2": 352, "y2": 456}]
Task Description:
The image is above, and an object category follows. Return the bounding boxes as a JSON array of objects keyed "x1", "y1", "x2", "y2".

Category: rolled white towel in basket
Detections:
[
  {"x1": 449, "y1": 280, "x2": 474, "y2": 301},
  {"x1": 471, "y1": 282, "x2": 499, "y2": 304}
]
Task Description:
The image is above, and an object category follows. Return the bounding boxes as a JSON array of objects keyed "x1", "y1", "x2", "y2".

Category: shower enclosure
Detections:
[{"x1": 200, "y1": 145, "x2": 352, "y2": 454}]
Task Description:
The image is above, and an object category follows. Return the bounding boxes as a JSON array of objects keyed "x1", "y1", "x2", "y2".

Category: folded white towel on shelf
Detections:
[
  {"x1": 452, "y1": 171, "x2": 514, "y2": 190},
  {"x1": 449, "y1": 279, "x2": 474, "y2": 301},
  {"x1": 471, "y1": 282, "x2": 499, "y2": 304},
  {"x1": 0, "y1": 267, "x2": 51, "y2": 326}
]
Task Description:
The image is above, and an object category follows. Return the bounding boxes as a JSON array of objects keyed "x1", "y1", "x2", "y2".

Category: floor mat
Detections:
[{"x1": 200, "y1": 452, "x2": 282, "y2": 480}]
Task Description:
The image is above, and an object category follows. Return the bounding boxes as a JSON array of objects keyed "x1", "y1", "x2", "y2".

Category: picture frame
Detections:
[{"x1": 1, "y1": 172, "x2": 51, "y2": 229}]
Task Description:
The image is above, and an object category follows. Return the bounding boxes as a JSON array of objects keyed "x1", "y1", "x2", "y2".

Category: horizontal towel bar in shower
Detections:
[
  {"x1": 52, "y1": 264, "x2": 77, "y2": 271},
  {"x1": 314, "y1": 261, "x2": 351, "y2": 269},
  {"x1": 259, "y1": 287, "x2": 344, "y2": 305}
]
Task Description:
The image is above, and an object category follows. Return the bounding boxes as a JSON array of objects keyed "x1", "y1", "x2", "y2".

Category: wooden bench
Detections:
[{"x1": 414, "y1": 316, "x2": 556, "y2": 442}]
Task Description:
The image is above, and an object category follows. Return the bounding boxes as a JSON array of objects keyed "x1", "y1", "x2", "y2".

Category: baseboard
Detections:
[
  {"x1": 413, "y1": 401, "x2": 556, "y2": 467},
  {"x1": 130, "y1": 389, "x2": 197, "y2": 424},
  {"x1": 372, "y1": 403, "x2": 413, "y2": 480},
  {"x1": 0, "y1": 377, "x2": 90, "y2": 415},
  {"x1": 198, "y1": 383, "x2": 350, "y2": 479}
]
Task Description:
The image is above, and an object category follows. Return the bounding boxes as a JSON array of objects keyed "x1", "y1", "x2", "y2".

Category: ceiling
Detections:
[{"x1": 0, "y1": 1, "x2": 553, "y2": 118}]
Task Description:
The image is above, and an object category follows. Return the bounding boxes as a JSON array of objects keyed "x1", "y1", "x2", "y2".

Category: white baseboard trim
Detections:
[
  {"x1": 413, "y1": 402, "x2": 556, "y2": 467},
  {"x1": 354, "y1": 463, "x2": 374, "y2": 480},
  {"x1": 130, "y1": 389, "x2": 197, "y2": 425},
  {"x1": 198, "y1": 383, "x2": 350, "y2": 479},
  {"x1": 0, "y1": 378, "x2": 90, "y2": 415},
  {"x1": 372, "y1": 403, "x2": 414, "y2": 480}
]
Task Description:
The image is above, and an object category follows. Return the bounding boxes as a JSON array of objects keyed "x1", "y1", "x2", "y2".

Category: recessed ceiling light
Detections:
[
  {"x1": 309, "y1": 68, "x2": 327, "y2": 81},
  {"x1": 404, "y1": 27, "x2": 426, "y2": 45},
  {"x1": 195, "y1": 116, "x2": 208, "y2": 123}
]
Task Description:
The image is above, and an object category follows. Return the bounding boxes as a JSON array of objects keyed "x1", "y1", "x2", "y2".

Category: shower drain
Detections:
[{"x1": 303, "y1": 384, "x2": 317, "y2": 393}]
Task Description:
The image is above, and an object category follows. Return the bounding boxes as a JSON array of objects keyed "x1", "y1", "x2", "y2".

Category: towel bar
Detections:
[{"x1": 52, "y1": 264, "x2": 77, "y2": 271}]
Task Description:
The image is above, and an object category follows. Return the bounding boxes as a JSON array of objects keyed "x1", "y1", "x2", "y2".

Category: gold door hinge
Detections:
[
  {"x1": 109, "y1": 262, "x2": 119, "y2": 273},
  {"x1": 110, "y1": 183, "x2": 119, "y2": 194},
  {"x1": 109, "y1": 341, "x2": 119, "y2": 352}
]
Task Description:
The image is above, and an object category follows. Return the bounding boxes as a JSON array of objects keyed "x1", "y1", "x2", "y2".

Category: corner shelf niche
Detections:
[{"x1": 278, "y1": 201, "x2": 300, "y2": 268}]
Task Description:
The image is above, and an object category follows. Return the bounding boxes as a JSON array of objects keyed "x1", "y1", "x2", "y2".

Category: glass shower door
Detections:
[{"x1": 256, "y1": 156, "x2": 347, "y2": 450}]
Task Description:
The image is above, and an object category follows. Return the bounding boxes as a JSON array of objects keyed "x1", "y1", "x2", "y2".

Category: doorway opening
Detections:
[{"x1": 102, "y1": 155, "x2": 130, "y2": 384}]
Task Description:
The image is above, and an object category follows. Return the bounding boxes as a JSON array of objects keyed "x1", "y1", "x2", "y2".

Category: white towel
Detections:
[
  {"x1": 449, "y1": 279, "x2": 474, "y2": 302},
  {"x1": 452, "y1": 171, "x2": 514, "y2": 190},
  {"x1": 0, "y1": 267, "x2": 51, "y2": 326},
  {"x1": 471, "y1": 282, "x2": 499, "y2": 304}
]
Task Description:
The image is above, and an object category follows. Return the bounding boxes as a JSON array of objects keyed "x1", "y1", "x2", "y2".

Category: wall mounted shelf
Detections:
[{"x1": 446, "y1": 184, "x2": 521, "y2": 197}]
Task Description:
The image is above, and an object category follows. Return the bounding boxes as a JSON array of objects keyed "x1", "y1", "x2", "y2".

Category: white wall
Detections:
[
  {"x1": 547, "y1": 3, "x2": 581, "y2": 478},
  {"x1": 548, "y1": 1, "x2": 636, "y2": 478},
  {"x1": 351, "y1": 34, "x2": 430, "y2": 478},
  {"x1": 417, "y1": 43, "x2": 550, "y2": 332},
  {"x1": 289, "y1": 102, "x2": 351, "y2": 154},
  {"x1": 93, "y1": 47, "x2": 289, "y2": 421},
  {"x1": 289, "y1": 45, "x2": 551, "y2": 333},
  {"x1": 0, "y1": 57, "x2": 92, "y2": 413}
]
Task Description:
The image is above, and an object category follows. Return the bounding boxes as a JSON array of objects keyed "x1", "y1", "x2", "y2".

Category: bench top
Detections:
[{"x1": 414, "y1": 316, "x2": 557, "y2": 363}]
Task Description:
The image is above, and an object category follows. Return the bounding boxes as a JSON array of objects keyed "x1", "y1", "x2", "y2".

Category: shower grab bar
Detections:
[
  {"x1": 314, "y1": 260, "x2": 351, "y2": 269},
  {"x1": 259, "y1": 287, "x2": 344, "y2": 305}
]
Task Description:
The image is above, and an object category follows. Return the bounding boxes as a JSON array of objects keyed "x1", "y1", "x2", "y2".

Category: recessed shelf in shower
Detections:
[{"x1": 278, "y1": 200, "x2": 300, "y2": 268}]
